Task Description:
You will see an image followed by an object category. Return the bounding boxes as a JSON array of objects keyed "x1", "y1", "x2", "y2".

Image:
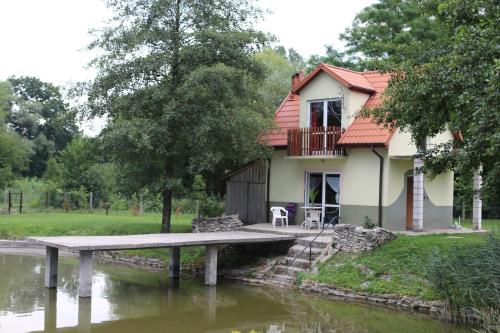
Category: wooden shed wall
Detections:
[{"x1": 225, "y1": 161, "x2": 267, "y2": 225}]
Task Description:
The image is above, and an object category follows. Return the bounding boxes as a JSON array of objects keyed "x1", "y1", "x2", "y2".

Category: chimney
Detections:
[{"x1": 291, "y1": 70, "x2": 304, "y2": 91}]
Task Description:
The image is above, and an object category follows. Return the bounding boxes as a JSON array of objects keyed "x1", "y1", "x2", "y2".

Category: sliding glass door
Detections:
[{"x1": 305, "y1": 172, "x2": 340, "y2": 222}]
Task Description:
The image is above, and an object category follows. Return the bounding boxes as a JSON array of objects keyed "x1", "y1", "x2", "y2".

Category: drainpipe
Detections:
[
  {"x1": 266, "y1": 159, "x2": 271, "y2": 223},
  {"x1": 371, "y1": 147, "x2": 383, "y2": 228}
]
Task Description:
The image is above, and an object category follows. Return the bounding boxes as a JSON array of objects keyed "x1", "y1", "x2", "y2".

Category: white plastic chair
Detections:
[
  {"x1": 270, "y1": 207, "x2": 288, "y2": 228},
  {"x1": 304, "y1": 209, "x2": 321, "y2": 229}
]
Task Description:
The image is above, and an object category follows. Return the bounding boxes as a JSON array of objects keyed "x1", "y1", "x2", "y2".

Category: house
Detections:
[{"x1": 226, "y1": 63, "x2": 456, "y2": 231}]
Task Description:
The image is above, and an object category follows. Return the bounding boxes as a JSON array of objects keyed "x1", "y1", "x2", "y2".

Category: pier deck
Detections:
[{"x1": 28, "y1": 231, "x2": 295, "y2": 297}]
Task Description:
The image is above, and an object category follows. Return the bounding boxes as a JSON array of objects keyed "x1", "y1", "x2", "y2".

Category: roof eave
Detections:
[
  {"x1": 292, "y1": 64, "x2": 376, "y2": 94},
  {"x1": 338, "y1": 142, "x2": 386, "y2": 148}
]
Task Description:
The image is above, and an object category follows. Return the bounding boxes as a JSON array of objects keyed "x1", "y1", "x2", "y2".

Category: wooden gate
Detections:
[{"x1": 225, "y1": 161, "x2": 267, "y2": 225}]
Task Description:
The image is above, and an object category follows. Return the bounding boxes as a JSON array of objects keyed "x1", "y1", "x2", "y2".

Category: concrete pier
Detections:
[
  {"x1": 204, "y1": 245, "x2": 218, "y2": 286},
  {"x1": 44, "y1": 247, "x2": 58, "y2": 288},
  {"x1": 79, "y1": 251, "x2": 93, "y2": 298},
  {"x1": 30, "y1": 231, "x2": 295, "y2": 297},
  {"x1": 168, "y1": 247, "x2": 180, "y2": 278}
]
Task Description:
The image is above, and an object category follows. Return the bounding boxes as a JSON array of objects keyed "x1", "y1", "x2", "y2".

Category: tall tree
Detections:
[
  {"x1": 341, "y1": 0, "x2": 442, "y2": 66},
  {"x1": 306, "y1": 45, "x2": 366, "y2": 72},
  {"x1": 367, "y1": 0, "x2": 499, "y2": 204},
  {"x1": 83, "y1": 0, "x2": 271, "y2": 232},
  {"x1": 255, "y1": 48, "x2": 297, "y2": 108},
  {"x1": 0, "y1": 81, "x2": 32, "y2": 188},
  {"x1": 6, "y1": 77, "x2": 79, "y2": 177}
]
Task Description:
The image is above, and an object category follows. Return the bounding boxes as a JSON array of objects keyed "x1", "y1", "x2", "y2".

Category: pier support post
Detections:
[
  {"x1": 79, "y1": 250, "x2": 93, "y2": 298},
  {"x1": 78, "y1": 297, "x2": 92, "y2": 333},
  {"x1": 204, "y1": 245, "x2": 218, "y2": 286},
  {"x1": 44, "y1": 288, "x2": 57, "y2": 332},
  {"x1": 169, "y1": 247, "x2": 180, "y2": 278},
  {"x1": 44, "y1": 246, "x2": 58, "y2": 288}
]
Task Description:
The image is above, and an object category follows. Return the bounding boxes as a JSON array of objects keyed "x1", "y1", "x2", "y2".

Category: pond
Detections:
[{"x1": 0, "y1": 251, "x2": 471, "y2": 333}]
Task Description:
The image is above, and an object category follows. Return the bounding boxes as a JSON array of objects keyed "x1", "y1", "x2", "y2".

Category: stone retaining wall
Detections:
[
  {"x1": 299, "y1": 280, "x2": 444, "y2": 316},
  {"x1": 192, "y1": 215, "x2": 243, "y2": 233},
  {"x1": 331, "y1": 224, "x2": 396, "y2": 252}
]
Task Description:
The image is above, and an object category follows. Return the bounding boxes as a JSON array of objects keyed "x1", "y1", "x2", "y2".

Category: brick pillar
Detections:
[
  {"x1": 412, "y1": 157, "x2": 424, "y2": 231},
  {"x1": 472, "y1": 166, "x2": 482, "y2": 230}
]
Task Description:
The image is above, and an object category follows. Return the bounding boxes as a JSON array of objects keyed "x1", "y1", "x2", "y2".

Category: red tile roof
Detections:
[
  {"x1": 293, "y1": 63, "x2": 376, "y2": 94},
  {"x1": 263, "y1": 65, "x2": 394, "y2": 148},
  {"x1": 260, "y1": 92, "x2": 300, "y2": 146},
  {"x1": 337, "y1": 71, "x2": 394, "y2": 146}
]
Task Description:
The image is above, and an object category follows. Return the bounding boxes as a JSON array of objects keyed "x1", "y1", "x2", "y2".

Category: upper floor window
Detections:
[{"x1": 308, "y1": 99, "x2": 342, "y2": 128}]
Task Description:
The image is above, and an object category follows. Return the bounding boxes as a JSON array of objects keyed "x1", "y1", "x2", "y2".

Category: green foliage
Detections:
[
  {"x1": 191, "y1": 175, "x2": 224, "y2": 217},
  {"x1": 362, "y1": 215, "x2": 375, "y2": 229},
  {"x1": 82, "y1": 0, "x2": 272, "y2": 231},
  {"x1": 6, "y1": 76, "x2": 78, "y2": 177},
  {"x1": 426, "y1": 234, "x2": 500, "y2": 329},
  {"x1": 44, "y1": 137, "x2": 117, "y2": 203},
  {"x1": 307, "y1": 232, "x2": 490, "y2": 300},
  {"x1": 274, "y1": 46, "x2": 306, "y2": 72},
  {"x1": 255, "y1": 48, "x2": 297, "y2": 108},
  {"x1": 366, "y1": 0, "x2": 499, "y2": 205},
  {"x1": 341, "y1": 0, "x2": 442, "y2": 66},
  {"x1": 0, "y1": 127, "x2": 32, "y2": 188},
  {"x1": 306, "y1": 45, "x2": 367, "y2": 72},
  {"x1": 0, "y1": 81, "x2": 32, "y2": 188}
]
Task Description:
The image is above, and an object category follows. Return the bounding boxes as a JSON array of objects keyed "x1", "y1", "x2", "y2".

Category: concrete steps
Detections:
[
  {"x1": 266, "y1": 235, "x2": 333, "y2": 285},
  {"x1": 287, "y1": 244, "x2": 323, "y2": 260},
  {"x1": 283, "y1": 257, "x2": 311, "y2": 270}
]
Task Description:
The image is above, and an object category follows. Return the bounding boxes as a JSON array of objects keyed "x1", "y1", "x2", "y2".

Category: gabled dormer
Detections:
[{"x1": 262, "y1": 63, "x2": 393, "y2": 157}]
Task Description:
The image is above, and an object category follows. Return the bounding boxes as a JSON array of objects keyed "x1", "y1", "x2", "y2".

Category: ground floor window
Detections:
[{"x1": 305, "y1": 172, "x2": 340, "y2": 223}]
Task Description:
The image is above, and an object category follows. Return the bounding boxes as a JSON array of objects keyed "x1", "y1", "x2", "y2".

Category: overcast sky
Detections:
[{"x1": 0, "y1": 0, "x2": 376, "y2": 134}]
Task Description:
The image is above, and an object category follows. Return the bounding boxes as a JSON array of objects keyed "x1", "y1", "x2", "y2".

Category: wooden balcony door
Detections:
[{"x1": 308, "y1": 99, "x2": 342, "y2": 154}]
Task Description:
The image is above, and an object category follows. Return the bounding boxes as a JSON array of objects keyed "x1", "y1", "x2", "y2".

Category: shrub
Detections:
[
  {"x1": 426, "y1": 233, "x2": 500, "y2": 331},
  {"x1": 199, "y1": 195, "x2": 225, "y2": 217},
  {"x1": 362, "y1": 215, "x2": 375, "y2": 229}
]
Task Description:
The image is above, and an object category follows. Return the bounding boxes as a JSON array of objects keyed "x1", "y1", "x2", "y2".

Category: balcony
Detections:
[{"x1": 287, "y1": 126, "x2": 346, "y2": 157}]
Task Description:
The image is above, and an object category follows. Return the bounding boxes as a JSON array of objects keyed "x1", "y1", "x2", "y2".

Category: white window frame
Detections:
[
  {"x1": 306, "y1": 98, "x2": 342, "y2": 128},
  {"x1": 305, "y1": 171, "x2": 341, "y2": 223}
]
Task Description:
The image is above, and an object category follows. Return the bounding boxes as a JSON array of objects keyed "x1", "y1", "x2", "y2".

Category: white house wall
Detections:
[
  {"x1": 269, "y1": 148, "x2": 453, "y2": 230},
  {"x1": 388, "y1": 128, "x2": 455, "y2": 158},
  {"x1": 298, "y1": 72, "x2": 369, "y2": 130}
]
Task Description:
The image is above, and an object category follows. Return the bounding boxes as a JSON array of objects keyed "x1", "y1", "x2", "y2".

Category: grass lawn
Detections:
[
  {"x1": 306, "y1": 228, "x2": 493, "y2": 300},
  {"x1": 460, "y1": 218, "x2": 500, "y2": 232},
  {"x1": 0, "y1": 211, "x2": 202, "y2": 266},
  {"x1": 0, "y1": 211, "x2": 194, "y2": 239}
]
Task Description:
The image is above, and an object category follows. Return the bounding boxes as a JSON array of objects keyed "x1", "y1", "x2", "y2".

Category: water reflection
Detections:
[{"x1": 0, "y1": 253, "x2": 471, "y2": 333}]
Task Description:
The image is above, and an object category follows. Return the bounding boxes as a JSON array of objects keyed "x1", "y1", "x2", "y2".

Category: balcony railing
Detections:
[{"x1": 287, "y1": 126, "x2": 345, "y2": 157}]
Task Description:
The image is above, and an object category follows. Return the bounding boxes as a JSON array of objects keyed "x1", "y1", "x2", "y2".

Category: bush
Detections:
[
  {"x1": 199, "y1": 195, "x2": 225, "y2": 217},
  {"x1": 362, "y1": 215, "x2": 375, "y2": 229},
  {"x1": 426, "y1": 233, "x2": 500, "y2": 331}
]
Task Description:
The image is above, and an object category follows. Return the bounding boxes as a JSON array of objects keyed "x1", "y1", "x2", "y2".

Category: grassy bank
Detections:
[
  {"x1": 305, "y1": 232, "x2": 491, "y2": 300},
  {"x1": 0, "y1": 211, "x2": 194, "y2": 238},
  {"x1": 461, "y1": 219, "x2": 499, "y2": 232},
  {"x1": 0, "y1": 211, "x2": 202, "y2": 266}
]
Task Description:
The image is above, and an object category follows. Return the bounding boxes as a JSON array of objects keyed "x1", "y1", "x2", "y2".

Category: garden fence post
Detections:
[
  {"x1": 89, "y1": 192, "x2": 93, "y2": 212},
  {"x1": 139, "y1": 192, "x2": 144, "y2": 215}
]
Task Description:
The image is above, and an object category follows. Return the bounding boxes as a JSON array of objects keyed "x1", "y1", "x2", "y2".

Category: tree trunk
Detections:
[
  {"x1": 161, "y1": 0, "x2": 181, "y2": 234},
  {"x1": 161, "y1": 162, "x2": 174, "y2": 233}
]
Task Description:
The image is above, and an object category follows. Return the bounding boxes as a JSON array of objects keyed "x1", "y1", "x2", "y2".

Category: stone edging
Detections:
[
  {"x1": 299, "y1": 280, "x2": 445, "y2": 317},
  {"x1": 0, "y1": 239, "x2": 43, "y2": 248}
]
